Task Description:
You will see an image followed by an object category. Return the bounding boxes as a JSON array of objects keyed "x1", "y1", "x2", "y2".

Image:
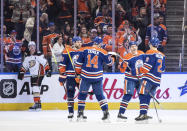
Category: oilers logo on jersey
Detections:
[
  {"x1": 72, "y1": 54, "x2": 79, "y2": 65},
  {"x1": 145, "y1": 56, "x2": 149, "y2": 62},
  {"x1": 13, "y1": 45, "x2": 21, "y2": 55},
  {"x1": 135, "y1": 59, "x2": 143, "y2": 68}
]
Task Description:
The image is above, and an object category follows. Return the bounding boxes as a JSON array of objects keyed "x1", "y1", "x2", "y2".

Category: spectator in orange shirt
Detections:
[
  {"x1": 102, "y1": 25, "x2": 117, "y2": 52},
  {"x1": 42, "y1": 22, "x2": 59, "y2": 70}
]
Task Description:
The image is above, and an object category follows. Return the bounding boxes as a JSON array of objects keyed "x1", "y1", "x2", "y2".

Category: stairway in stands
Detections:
[{"x1": 165, "y1": 0, "x2": 187, "y2": 72}]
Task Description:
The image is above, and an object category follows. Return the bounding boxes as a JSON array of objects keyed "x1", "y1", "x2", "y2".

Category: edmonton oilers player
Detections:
[
  {"x1": 135, "y1": 37, "x2": 165, "y2": 121},
  {"x1": 75, "y1": 37, "x2": 114, "y2": 121},
  {"x1": 58, "y1": 36, "x2": 82, "y2": 120},
  {"x1": 118, "y1": 41, "x2": 144, "y2": 121}
]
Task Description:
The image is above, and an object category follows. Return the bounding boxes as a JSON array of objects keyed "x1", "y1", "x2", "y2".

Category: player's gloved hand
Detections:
[
  {"x1": 59, "y1": 74, "x2": 67, "y2": 86},
  {"x1": 75, "y1": 75, "x2": 81, "y2": 84},
  {"x1": 18, "y1": 68, "x2": 25, "y2": 80},
  {"x1": 18, "y1": 71, "x2": 24, "y2": 80},
  {"x1": 45, "y1": 69, "x2": 52, "y2": 77}
]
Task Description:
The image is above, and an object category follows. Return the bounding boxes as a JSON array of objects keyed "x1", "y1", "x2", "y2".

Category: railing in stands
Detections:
[
  {"x1": 1, "y1": 0, "x2": 4, "y2": 73},
  {"x1": 180, "y1": 0, "x2": 187, "y2": 72}
]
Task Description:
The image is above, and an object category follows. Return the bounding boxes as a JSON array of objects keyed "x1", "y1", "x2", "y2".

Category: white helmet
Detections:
[{"x1": 28, "y1": 41, "x2": 36, "y2": 47}]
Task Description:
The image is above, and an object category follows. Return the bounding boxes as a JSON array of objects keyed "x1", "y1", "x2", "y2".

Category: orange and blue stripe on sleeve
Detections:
[
  {"x1": 59, "y1": 63, "x2": 66, "y2": 74},
  {"x1": 139, "y1": 63, "x2": 152, "y2": 74},
  {"x1": 75, "y1": 64, "x2": 82, "y2": 74}
]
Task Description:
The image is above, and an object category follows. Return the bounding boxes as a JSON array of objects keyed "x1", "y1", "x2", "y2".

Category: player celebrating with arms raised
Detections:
[{"x1": 18, "y1": 41, "x2": 51, "y2": 111}]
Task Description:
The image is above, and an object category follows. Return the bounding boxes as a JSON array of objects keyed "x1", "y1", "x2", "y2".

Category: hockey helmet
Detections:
[
  {"x1": 28, "y1": 41, "x2": 36, "y2": 47},
  {"x1": 149, "y1": 37, "x2": 160, "y2": 47},
  {"x1": 129, "y1": 41, "x2": 137, "y2": 47},
  {"x1": 72, "y1": 36, "x2": 82, "y2": 43},
  {"x1": 93, "y1": 36, "x2": 103, "y2": 45}
]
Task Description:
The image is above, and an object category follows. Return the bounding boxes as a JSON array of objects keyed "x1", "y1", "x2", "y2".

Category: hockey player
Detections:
[
  {"x1": 118, "y1": 41, "x2": 144, "y2": 121},
  {"x1": 58, "y1": 36, "x2": 82, "y2": 120},
  {"x1": 135, "y1": 37, "x2": 165, "y2": 121},
  {"x1": 18, "y1": 41, "x2": 51, "y2": 111},
  {"x1": 75, "y1": 39, "x2": 114, "y2": 121}
]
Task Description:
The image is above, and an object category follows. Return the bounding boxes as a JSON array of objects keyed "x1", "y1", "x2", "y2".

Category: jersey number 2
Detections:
[
  {"x1": 157, "y1": 59, "x2": 162, "y2": 73},
  {"x1": 86, "y1": 55, "x2": 98, "y2": 68}
]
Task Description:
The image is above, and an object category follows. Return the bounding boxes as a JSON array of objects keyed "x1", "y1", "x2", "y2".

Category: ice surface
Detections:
[{"x1": 0, "y1": 110, "x2": 187, "y2": 131}]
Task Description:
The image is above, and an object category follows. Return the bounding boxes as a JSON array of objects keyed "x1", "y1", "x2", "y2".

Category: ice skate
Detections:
[
  {"x1": 77, "y1": 110, "x2": 87, "y2": 122},
  {"x1": 68, "y1": 113, "x2": 74, "y2": 121},
  {"x1": 102, "y1": 110, "x2": 110, "y2": 122},
  {"x1": 117, "y1": 113, "x2": 127, "y2": 122},
  {"x1": 135, "y1": 114, "x2": 149, "y2": 124},
  {"x1": 29, "y1": 103, "x2": 41, "y2": 111}
]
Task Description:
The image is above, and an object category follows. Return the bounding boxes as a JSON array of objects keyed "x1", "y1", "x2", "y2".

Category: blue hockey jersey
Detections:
[
  {"x1": 140, "y1": 49, "x2": 165, "y2": 86},
  {"x1": 75, "y1": 46, "x2": 112, "y2": 81},
  {"x1": 59, "y1": 47, "x2": 79, "y2": 79},
  {"x1": 120, "y1": 50, "x2": 144, "y2": 81},
  {"x1": 145, "y1": 24, "x2": 167, "y2": 46},
  {"x1": 6, "y1": 43, "x2": 22, "y2": 65}
]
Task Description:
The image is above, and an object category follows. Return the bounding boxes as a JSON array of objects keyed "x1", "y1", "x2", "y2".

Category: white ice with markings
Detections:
[{"x1": 0, "y1": 110, "x2": 187, "y2": 131}]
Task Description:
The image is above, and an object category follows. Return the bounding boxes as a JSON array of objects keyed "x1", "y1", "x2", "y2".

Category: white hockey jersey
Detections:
[{"x1": 21, "y1": 53, "x2": 49, "y2": 76}]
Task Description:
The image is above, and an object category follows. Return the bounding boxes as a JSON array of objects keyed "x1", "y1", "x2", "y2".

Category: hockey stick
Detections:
[
  {"x1": 152, "y1": 96, "x2": 162, "y2": 123},
  {"x1": 148, "y1": 91, "x2": 164, "y2": 110},
  {"x1": 66, "y1": 47, "x2": 94, "y2": 95}
]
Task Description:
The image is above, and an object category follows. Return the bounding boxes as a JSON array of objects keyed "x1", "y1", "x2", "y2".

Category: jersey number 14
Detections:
[{"x1": 86, "y1": 54, "x2": 98, "y2": 68}]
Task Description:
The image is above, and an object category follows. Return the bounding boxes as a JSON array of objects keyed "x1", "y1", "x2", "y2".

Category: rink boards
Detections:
[{"x1": 0, "y1": 73, "x2": 187, "y2": 110}]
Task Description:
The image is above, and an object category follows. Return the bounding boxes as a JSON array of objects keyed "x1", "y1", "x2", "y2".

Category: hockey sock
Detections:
[
  {"x1": 147, "y1": 94, "x2": 152, "y2": 106},
  {"x1": 95, "y1": 94, "x2": 108, "y2": 111},
  {"x1": 33, "y1": 92, "x2": 40, "y2": 103},
  {"x1": 67, "y1": 98, "x2": 74, "y2": 114},
  {"x1": 119, "y1": 94, "x2": 132, "y2": 114},
  {"x1": 34, "y1": 97, "x2": 40, "y2": 103},
  {"x1": 78, "y1": 93, "x2": 87, "y2": 112},
  {"x1": 139, "y1": 94, "x2": 148, "y2": 114}
]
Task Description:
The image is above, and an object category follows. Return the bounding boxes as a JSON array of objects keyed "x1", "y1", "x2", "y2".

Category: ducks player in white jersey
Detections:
[{"x1": 18, "y1": 41, "x2": 51, "y2": 111}]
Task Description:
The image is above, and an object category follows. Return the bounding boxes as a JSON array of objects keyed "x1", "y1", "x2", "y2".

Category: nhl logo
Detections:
[
  {"x1": 0, "y1": 79, "x2": 17, "y2": 98},
  {"x1": 3, "y1": 82, "x2": 15, "y2": 96}
]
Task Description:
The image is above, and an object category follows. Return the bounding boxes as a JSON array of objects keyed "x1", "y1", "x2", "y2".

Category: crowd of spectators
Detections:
[{"x1": 0, "y1": 0, "x2": 167, "y2": 73}]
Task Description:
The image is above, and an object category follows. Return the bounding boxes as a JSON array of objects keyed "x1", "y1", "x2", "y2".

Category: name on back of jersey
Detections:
[{"x1": 88, "y1": 49, "x2": 99, "y2": 55}]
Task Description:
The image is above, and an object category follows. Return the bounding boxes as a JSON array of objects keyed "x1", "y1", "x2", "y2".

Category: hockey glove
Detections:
[
  {"x1": 59, "y1": 74, "x2": 67, "y2": 86},
  {"x1": 18, "y1": 71, "x2": 24, "y2": 80},
  {"x1": 45, "y1": 69, "x2": 52, "y2": 77},
  {"x1": 75, "y1": 75, "x2": 81, "y2": 84}
]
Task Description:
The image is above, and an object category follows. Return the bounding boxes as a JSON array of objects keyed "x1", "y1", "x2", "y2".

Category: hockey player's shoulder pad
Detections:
[
  {"x1": 146, "y1": 49, "x2": 156, "y2": 55},
  {"x1": 77, "y1": 47, "x2": 86, "y2": 52},
  {"x1": 124, "y1": 53, "x2": 133, "y2": 60},
  {"x1": 92, "y1": 46, "x2": 108, "y2": 55},
  {"x1": 137, "y1": 50, "x2": 144, "y2": 55},
  {"x1": 63, "y1": 47, "x2": 76, "y2": 54}
]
